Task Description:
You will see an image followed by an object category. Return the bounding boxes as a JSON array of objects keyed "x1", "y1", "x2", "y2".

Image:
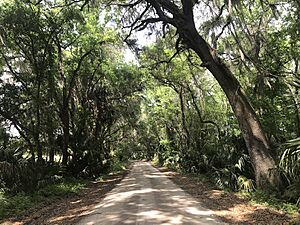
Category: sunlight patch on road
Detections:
[
  {"x1": 137, "y1": 210, "x2": 183, "y2": 224},
  {"x1": 185, "y1": 207, "x2": 214, "y2": 216},
  {"x1": 145, "y1": 173, "x2": 169, "y2": 178},
  {"x1": 76, "y1": 162, "x2": 225, "y2": 225}
]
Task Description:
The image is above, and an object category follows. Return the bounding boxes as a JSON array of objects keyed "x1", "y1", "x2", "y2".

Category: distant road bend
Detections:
[{"x1": 77, "y1": 161, "x2": 225, "y2": 225}]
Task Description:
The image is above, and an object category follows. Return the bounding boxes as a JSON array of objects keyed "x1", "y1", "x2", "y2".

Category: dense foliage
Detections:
[
  {"x1": 0, "y1": 0, "x2": 142, "y2": 193},
  {"x1": 0, "y1": 0, "x2": 299, "y2": 213}
]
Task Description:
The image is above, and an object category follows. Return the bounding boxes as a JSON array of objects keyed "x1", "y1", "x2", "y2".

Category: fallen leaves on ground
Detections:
[
  {"x1": 0, "y1": 169, "x2": 129, "y2": 225},
  {"x1": 156, "y1": 167, "x2": 292, "y2": 225},
  {"x1": 1, "y1": 164, "x2": 295, "y2": 225}
]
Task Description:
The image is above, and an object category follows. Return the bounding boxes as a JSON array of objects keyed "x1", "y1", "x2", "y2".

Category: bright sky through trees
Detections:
[{"x1": 0, "y1": 1, "x2": 300, "y2": 223}]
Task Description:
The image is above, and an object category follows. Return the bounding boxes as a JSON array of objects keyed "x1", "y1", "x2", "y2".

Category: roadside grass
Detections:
[
  {"x1": 0, "y1": 160, "x2": 130, "y2": 221},
  {"x1": 240, "y1": 190, "x2": 300, "y2": 224},
  {"x1": 240, "y1": 190, "x2": 299, "y2": 215},
  {"x1": 153, "y1": 161, "x2": 299, "y2": 222},
  {"x1": 196, "y1": 172, "x2": 300, "y2": 220},
  {"x1": 0, "y1": 178, "x2": 88, "y2": 220},
  {"x1": 95, "y1": 160, "x2": 130, "y2": 182},
  {"x1": 109, "y1": 160, "x2": 130, "y2": 174}
]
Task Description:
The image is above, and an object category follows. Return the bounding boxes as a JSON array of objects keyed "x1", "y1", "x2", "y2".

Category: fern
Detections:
[
  {"x1": 280, "y1": 138, "x2": 300, "y2": 181},
  {"x1": 237, "y1": 175, "x2": 255, "y2": 192},
  {"x1": 279, "y1": 138, "x2": 300, "y2": 204}
]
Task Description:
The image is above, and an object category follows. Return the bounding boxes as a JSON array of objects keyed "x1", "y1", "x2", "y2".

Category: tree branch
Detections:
[
  {"x1": 146, "y1": 0, "x2": 175, "y2": 23},
  {"x1": 135, "y1": 18, "x2": 163, "y2": 31},
  {"x1": 66, "y1": 48, "x2": 95, "y2": 103},
  {"x1": 181, "y1": 0, "x2": 194, "y2": 21},
  {"x1": 213, "y1": 18, "x2": 231, "y2": 48}
]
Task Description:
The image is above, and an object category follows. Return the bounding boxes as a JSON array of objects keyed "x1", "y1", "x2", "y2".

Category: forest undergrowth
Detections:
[{"x1": 1, "y1": 0, "x2": 300, "y2": 223}]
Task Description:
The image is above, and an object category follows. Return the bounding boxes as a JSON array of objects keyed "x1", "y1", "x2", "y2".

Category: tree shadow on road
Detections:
[
  {"x1": 158, "y1": 167, "x2": 291, "y2": 225},
  {"x1": 2, "y1": 163, "x2": 292, "y2": 225},
  {"x1": 2, "y1": 170, "x2": 130, "y2": 225},
  {"x1": 76, "y1": 161, "x2": 223, "y2": 224}
]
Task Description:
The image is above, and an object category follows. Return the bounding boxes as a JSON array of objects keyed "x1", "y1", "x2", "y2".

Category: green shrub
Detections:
[
  {"x1": 0, "y1": 192, "x2": 34, "y2": 219},
  {"x1": 244, "y1": 190, "x2": 299, "y2": 215},
  {"x1": 0, "y1": 179, "x2": 87, "y2": 220},
  {"x1": 109, "y1": 160, "x2": 128, "y2": 173},
  {"x1": 37, "y1": 181, "x2": 86, "y2": 197}
]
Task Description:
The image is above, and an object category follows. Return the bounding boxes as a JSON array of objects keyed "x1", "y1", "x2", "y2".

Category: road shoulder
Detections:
[
  {"x1": 154, "y1": 165, "x2": 291, "y2": 225},
  {"x1": 1, "y1": 168, "x2": 130, "y2": 225}
]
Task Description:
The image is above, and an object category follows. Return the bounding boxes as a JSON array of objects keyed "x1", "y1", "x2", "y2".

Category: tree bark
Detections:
[
  {"x1": 184, "y1": 27, "x2": 280, "y2": 188},
  {"x1": 55, "y1": 38, "x2": 93, "y2": 167},
  {"x1": 60, "y1": 98, "x2": 70, "y2": 167},
  {"x1": 181, "y1": 20, "x2": 280, "y2": 189},
  {"x1": 143, "y1": 0, "x2": 281, "y2": 188},
  {"x1": 47, "y1": 81, "x2": 56, "y2": 164},
  {"x1": 179, "y1": 87, "x2": 190, "y2": 147},
  {"x1": 35, "y1": 79, "x2": 43, "y2": 163}
]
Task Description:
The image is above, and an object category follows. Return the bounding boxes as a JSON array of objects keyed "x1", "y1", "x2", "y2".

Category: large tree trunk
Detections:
[
  {"x1": 178, "y1": 87, "x2": 190, "y2": 147},
  {"x1": 61, "y1": 105, "x2": 69, "y2": 167},
  {"x1": 35, "y1": 79, "x2": 43, "y2": 163},
  {"x1": 142, "y1": 0, "x2": 281, "y2": 188},
  {"x1": 178, "y1": 18, "x2": 281, "y2": 189}
]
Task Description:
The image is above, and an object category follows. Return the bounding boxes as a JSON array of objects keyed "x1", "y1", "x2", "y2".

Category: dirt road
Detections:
[{"x1": 77, "y1": 161, "x2": 224, "y2": 225}]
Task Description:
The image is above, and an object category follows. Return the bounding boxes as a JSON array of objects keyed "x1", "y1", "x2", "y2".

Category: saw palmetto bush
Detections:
[
  {"x1": 0, "y1": 143, "x2": 46, "y2": 193},
  {"x1": 211, "y1": 155, "x2": 255, "y2": 192},
  {"x1": 0, "y1": 153, "x2": 37, "y2": 193},
  {"x1": 205, "y1": 133, "x2": 255, "y2": 192},
  {"x1": 280, "y1": 137, "x2": 300, "y2": 205}
]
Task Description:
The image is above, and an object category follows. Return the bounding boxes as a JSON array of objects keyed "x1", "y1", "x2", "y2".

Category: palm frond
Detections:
[
  {"x1": 280, "y1": 137, "x2": 300, "y2": 181},
  {"x1": 237, "y1": 175, "x2": 255, "y2": 192}
]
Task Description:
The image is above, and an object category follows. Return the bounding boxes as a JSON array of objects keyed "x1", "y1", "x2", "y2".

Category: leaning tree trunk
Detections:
[
  {"x1": 177, "y1": 20, "x2": 281, "y2": 189},
  {"x1": 142, "y1": 0, "x2": 282, "y2": 188},
  {"x1": 125, "y1": 0, "x2": 281, "y2": 189}
]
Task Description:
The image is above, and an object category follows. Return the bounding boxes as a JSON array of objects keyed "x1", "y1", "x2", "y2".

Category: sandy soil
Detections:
[
  {"x1": 1, "y1": 169, "x2": 129, "y2": 225},
  {"x1": 156, "y1": 166, "x2": 292, "y2": 225},
  {"x1": 1, "y1": 162, "x2": 294, "y2": 225},
  {"x1": 76, "y1": 161, "x2": 224, "y2": 224}
]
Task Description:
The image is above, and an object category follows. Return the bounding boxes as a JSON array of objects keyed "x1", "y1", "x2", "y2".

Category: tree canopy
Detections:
[{"x1": 0, "y1": 0, "x2": 300, "y2": 208}]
